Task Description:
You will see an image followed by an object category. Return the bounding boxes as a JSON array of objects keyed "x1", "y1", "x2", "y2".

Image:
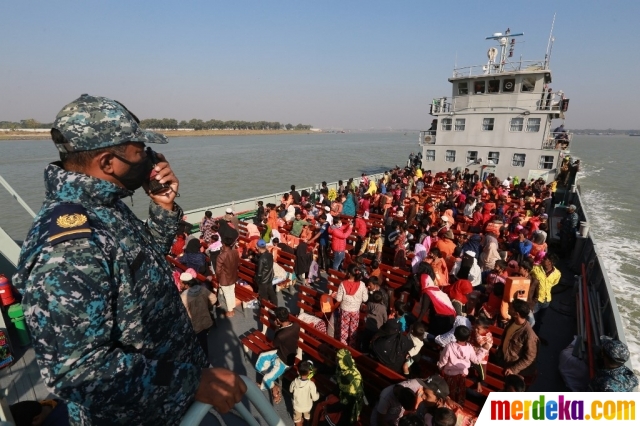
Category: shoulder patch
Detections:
[{"x1": 48, "y1": 203, "x2": 92, "y2": 244}]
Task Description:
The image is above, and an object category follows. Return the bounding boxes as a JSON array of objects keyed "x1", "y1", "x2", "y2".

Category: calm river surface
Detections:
[{"x1": 1, "y1": 132, "x2": 638, "y2": 369}]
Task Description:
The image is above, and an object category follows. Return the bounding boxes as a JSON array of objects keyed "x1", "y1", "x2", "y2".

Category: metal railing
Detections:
[
  {"x1": 180, "y1": 375, "x2": 286, "y2": 426},
  {"x1": 542, "y1": 132, "x2": 573, "y2": 150},
  {"x1": 452, "y1": 59, "x2": 547, "y2": 78},
  {"x1": 184, "y1": 172, "x2": 387, "y2": 224},
  {"x1": 431, "y1": 92, "x2": 567, "y2": 114}
]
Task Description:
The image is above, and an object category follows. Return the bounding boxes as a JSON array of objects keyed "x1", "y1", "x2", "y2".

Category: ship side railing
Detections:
[
  {"x1": 565, "y1": 185, "x2": 633, "y2": 374},
  {"x1": 452, "y1": 59, "x2": 546, "y2": 78},
  {"x1": 183, "y1": 172, "x2": 386, "y2": 224},
  {"x1": 431, "y1": 91, "x2": 568, "y2": 115},
  {"x1": 180, "y1": 375, "x2": 285, "y2": 426},
  {"x1": 542, "y1": 132, "x2": 573, "y2": 150}
]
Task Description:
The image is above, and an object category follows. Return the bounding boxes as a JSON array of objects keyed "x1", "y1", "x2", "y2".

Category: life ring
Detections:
[
  {"x1": 504, "y1": 81, "x2": 514, "y2": 90},
  {"x1": 424, "y1": 135, "x2": 432, "y2": 143}
]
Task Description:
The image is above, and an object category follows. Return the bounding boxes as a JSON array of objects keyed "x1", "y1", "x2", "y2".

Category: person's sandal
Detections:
[{"x1": 226, "y1": 311, "x2": 235, "y2": 318}]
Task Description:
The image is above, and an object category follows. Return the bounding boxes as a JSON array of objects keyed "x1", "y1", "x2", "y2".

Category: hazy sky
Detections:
[{"x1": 1, "y1": 1, "x2": 638, "y2": 129}]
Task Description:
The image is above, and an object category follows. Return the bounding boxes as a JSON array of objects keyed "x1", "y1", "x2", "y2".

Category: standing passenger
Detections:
[
  {"x1": 336, "y1": 264, "x2": 368, "y2": 346},
  {"x1": 255, "y1": 239, "x2": 277, "y2": 306},
  {"x1": 217, "y1": 236, "x2": 240, "y2": 318}
]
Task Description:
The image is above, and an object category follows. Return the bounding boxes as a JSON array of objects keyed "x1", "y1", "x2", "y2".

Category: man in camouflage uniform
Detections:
[
  {"x1": 589, "y1": 336, "x2": 638, "y2": 392},
  {"x1": 12, "y1": 94, "x2": 246, "y2": 425}
]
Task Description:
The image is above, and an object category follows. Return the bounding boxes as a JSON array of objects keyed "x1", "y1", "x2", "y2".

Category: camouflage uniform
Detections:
[
  {"x1": 589, "y1": 336, "x2": 638, "y2": 392},
  {"x1": 12, "y1": 95, "x2": 207, "y2": 425}
]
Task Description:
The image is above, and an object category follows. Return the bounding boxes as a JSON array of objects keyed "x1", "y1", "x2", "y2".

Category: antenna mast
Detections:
[
  {"x1": 486, "y1": 28, "x2": 524, "y2": 73},
  {"x1": 545, "y1": 13, "x2": 556, "y2": 69}
]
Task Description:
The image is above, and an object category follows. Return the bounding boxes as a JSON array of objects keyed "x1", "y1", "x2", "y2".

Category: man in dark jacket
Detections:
[
  {"x1": 255, "y1": 239, "x2": 277, "y2": 306},
  {"x1": 493, "y1": 299, "x2": 538, "y2": 379},
  {"x1": 216, "y1": 236, "x2": 240, "y2": 317},
  {"x1": 255, "y1": 307, "x2": 300, "y2": 403}
]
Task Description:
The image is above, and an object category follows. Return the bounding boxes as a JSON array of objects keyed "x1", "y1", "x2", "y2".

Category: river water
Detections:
[{"x1": 1, "y1": 133, "x2": 638, "y2": 369}]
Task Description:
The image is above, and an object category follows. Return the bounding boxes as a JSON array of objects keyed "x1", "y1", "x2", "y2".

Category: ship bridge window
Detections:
[
  {"x1": 467, "y1": 151, "x2": 478, "y2": 163},
  {"x1": 526, "y1": 118, "x2": 541, "y2": 132},
  {"x1": 521, "y1": 76, "x2": 536, "y2": 92},
  {"x1": 512, "y1": 153, "x2": 526, "y2": 167},
  {"x1": 488, "y1": 80, "x2": 500, "y2": 93},
  {"x1": 474, "y1": 80, "x2": 485, "y2": 94},
  {"x1": 458, "y1": 82, "x2": 468, "y2": 95},
  {"x1": 441, "y1": 118, "x2": 452, "y2": 131},
  {"x1": 539, "y1": 155, "x2": 555, "y2": 169},
  {"x1": 510, "y1": 117, "x2": 524, "y2": 132},
  {"x1": 455, "y1": 118, "x2": 466, "y2": 131},
  {"x1": 488, "y1": 151, "x2": 500, "y2": 164},
  {"x1": 503, "y1": 78, "x2": 515, "y2": 92},
  {"x1": 482, "y1": 118, "x2": 495, "y2": 131},
  {"x1": 445, "y1": 150, "x2": 456, "y2": 162},
  {"x1": 425, "y1": 150, "x2": 436, "y2": 161}
]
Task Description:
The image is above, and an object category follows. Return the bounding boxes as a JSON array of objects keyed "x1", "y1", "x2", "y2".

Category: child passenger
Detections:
[
  {"x1": 470, "y1": 316, "x2": 493, "y2": 393},
  {"x1": 436, "y1": 325, "x2": 481, "y2": 404},
  {"x1": 402, "y1": 322, "x2": 426, "y2": 376},
  {"x1": 289, "y1": 361, "x2": 320, "y2": 426}
]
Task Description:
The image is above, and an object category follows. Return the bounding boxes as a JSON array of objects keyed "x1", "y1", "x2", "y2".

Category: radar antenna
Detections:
[{"x1": 485, "y1": 28, "x2": 524, "y2": 73}]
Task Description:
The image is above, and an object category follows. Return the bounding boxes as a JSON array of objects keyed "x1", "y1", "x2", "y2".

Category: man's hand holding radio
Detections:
[{"x1": 144, "y1": 151, "x2": 179, "y2": 211}]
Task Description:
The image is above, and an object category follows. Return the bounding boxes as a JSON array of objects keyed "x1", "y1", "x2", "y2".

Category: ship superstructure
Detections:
[{"x1": 420, "y1": 28, "x2": 571, "y2": 181}]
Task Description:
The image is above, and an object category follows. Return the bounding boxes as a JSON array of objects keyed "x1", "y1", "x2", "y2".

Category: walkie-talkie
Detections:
[{"x1": 146, "y1": 147, "x2": 172, "y2": 195}]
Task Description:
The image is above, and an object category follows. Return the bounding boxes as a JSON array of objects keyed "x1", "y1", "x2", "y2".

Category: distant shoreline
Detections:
[{"x1": 0, "y1": 129, "x2": 316, "y2": 141}]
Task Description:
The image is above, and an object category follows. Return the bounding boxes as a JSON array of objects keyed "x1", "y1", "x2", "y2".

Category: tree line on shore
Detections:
[
  {"x1": 0, "y1": 118, "x2": 313, "y2": 131},
  {"x1": 139, "y1": 118, "x2": 312, "y2": 131}
]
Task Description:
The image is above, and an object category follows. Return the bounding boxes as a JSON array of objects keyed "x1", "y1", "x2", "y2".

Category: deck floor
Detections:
[
  {"x1": 0, "y1": 332, "x2": 52, "y2": 405},
  {"x1": 0, "y1": 261, "x2": 578, "y2": 426}
]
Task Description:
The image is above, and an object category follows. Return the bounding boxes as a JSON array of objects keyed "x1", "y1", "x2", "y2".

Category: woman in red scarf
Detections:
[
  {"x1": 335, "y1": 264, "x2": 368, "y2": 347},
  {"x1": 444, "y1": 259, "x2": 474, "y2": 316}
]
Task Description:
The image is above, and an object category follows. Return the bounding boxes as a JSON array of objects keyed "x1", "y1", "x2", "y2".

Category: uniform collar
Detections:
[{"x1": 44, "y1": 162, "x2": 133, "y2": 206}]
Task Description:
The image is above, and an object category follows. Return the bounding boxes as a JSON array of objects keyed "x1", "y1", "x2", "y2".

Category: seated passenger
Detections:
[
  {"x1": 403, "y1": 322, "x2": 427, "y2": 377},
  {"x1": 424, "y1": 407, "x2": 457, "y2": 426},
  {"x1": 589, "y1": 336, "x2": 639, "y2": 392},
  {"x1": 370, "y1": 385, "x2": 418, "y2": 426},
  {"x1": 371, "y1": 319, "x2": 415, "y2": 373}
]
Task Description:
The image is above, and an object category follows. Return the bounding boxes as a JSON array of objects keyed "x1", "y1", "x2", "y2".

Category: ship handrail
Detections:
[
  {"x1": 452, "y1": 59, "x2": 547, "y2": 78},
  {"x1": 569, "y1": 184, "x2": 632, "y2": 373},
  {"x1": 542, "y1": 132, "x2": 573, "y2": 150},
  {"x1": 183, "y1": 172, "x2": 387, "y2": 223},
  {"x1": 180, "y1": 375, "x2": 285, "y2": 426},
  {"x1": 431, "y1": 91, "x2": 566, "y2": 115}
]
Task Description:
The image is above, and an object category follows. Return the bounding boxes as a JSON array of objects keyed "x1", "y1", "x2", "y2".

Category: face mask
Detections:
[{"x1": 112, "y1": 153, "x2": 151, "y2": 191}]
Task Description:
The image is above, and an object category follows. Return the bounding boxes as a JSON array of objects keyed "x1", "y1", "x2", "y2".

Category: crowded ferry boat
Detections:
[
  {"x1": 0, "y1": 26, "x2": 634, "y2": 426},
  {"x1": 168, "y1": 160, "x2": 637, "y2": 426}
]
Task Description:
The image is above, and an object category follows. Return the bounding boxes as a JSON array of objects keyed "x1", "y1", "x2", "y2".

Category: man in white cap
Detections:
[
  {"x1": 224, "y1": 207, "x2": 239, "y2": 229},
  {"x1": 323, "y1": 205, "x2": 333, "y2": 225},
  {"x1": 440, "y1": 215, "x2": 451, "y2": 232}
]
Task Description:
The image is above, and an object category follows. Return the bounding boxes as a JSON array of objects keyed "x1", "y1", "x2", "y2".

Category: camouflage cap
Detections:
[
  {"x1": 600, "y1": 335, "x2": 630, "y2": 364},
  {"x1": 52, "y1": 94, "x2": 168, "y2": 153}
]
